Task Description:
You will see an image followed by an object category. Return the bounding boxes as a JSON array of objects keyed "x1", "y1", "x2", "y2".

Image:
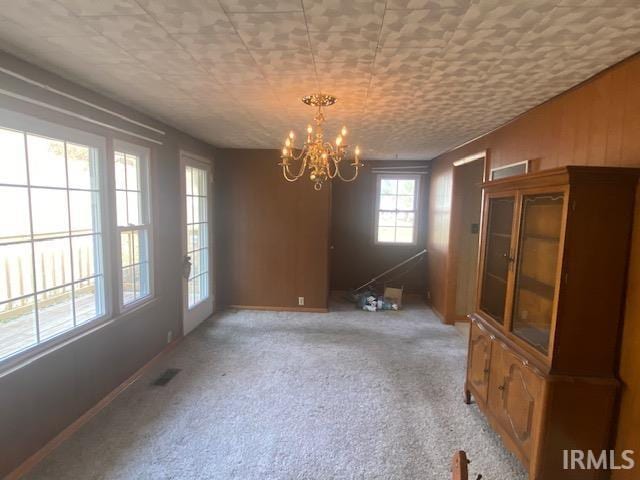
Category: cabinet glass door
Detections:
[
  {"x1": 479, "y1": 196, "x2": 515, "y2": 324},
  {"x1": 511, "y1": 193, "x2": 564, "y2": 354}
]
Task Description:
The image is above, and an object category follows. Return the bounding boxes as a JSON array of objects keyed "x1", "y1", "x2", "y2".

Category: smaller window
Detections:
[
  {"x1": 113, "y1": 142, "x2": 152, "y2": 308},
  {"x1": 375, "y1": 175, "x2": 420, "y2": 244}
]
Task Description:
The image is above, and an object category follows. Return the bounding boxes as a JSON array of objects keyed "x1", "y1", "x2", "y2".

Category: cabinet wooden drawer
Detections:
[
  {"x1": 467, "y1": 320, "x2": 492, "y2": 404},
  {"x1": 488, "y1": 342, "x2": 545, "y2": 463}
]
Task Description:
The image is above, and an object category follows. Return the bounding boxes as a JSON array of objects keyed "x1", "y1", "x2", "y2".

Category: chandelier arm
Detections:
[
  {"x1": 335, "y1": 163, "x2": 360, "y2": 182},
  {"x1": 282, "y1": 156, "x2": 307, "y2": 181},
  {"x1": 326, "y1": 157, "x2": 339, "y2": 179},
  {"x1": 291, "y1": 147, "x2": 307, "y2": 162},
  {"x1": 282, "y1": 164, "x2": 302, "y2": 182}
]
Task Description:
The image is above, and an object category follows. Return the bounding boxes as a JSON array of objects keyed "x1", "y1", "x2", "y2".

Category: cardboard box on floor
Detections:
[{"x1": 384, "y1": 286, "x2": 403, "y2": 309}]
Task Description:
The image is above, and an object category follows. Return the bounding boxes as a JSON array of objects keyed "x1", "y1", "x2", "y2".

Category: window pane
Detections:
[
  {"x1": 67, "y1": 143, "x2": 95, "y2": 190},
  {"x1": 378, "y1": 211, "x2": 396, "y2": 227},
  {"x1": 191, "y1": 250, "x2": 203, "y2": 278},
  {"x1": 115, "y1": 145, "x2": 151, "y2": 308},
  {"x1": 31, "y1": 188, "x2": 69, "y2": 239},
  {"x1": 121, "y1": 230, "x2": 150, "y2": 306},
  {"x1": 120, "y1": 231, "x2": 132, "y2": 267},
  {"x1": 186, "y1": 196, "x2": 193, "y2": 224},
  {"x1": 72, "y1": 235, "x2": 101, "y2": 280},
  {"x1": 70, "y1": 190, "x2": 99, "y2": 234},
  {"x1": 116, "y1": 190, "x2": 128, "y2": 226},
  {"x1": 192, "y1": 196, "x2": 207, "y2": 223},
  {"x1": 125, "y1": 154, "x2": 139, "y2": 191},
  {"x1": 377, "y1": 227, "x2": 395, "y2": 243},
  {"x1": 379, "y1": 195, "x2": 396, "y2": 210},
  {"x1": 0, "y1": 128, "x2": 27, "y2": 185},
  {"x1": 114, "y1": 152, "x2": 126, "y2": 189},
  {"x1": 192, "y1": 168, "x2": 207, "y2": 196},
  {"x1": 27, "y1": 135, "x2": 66, "y2": 187},
  {"x1": 189, "y1": 273, "x2": 208, "y2": 308},
  {"x1": 38, "y1": 285, "x2": 73, "y2": 341},
  {"x1": 133, "y1": 264, "x2": 143, "y2": 298},
  {"x1": 185, "y1": 166, "x2": 193, "y2": 195},
  {"x1": 127, "y1": 191, "x2": 141, "y2": 225},
  {"x1": 0, "y1": 243, "x2": 34, "y2": 302},
  {"x1": 122, "y1": 266, "x2": 135, "y2": 304},
  {"x1": 75, "y1": 276, "x2": 103, "y2": 325},
  {"x1": 0, "y1": 186, "x2": 31, "y2": 244},
  {"x1": 187, "y1": 277, "x2": 195, "y2": 307},
  {"x1": 0, "y1": 121, "x2": 106, "y2": 359},
  {"x1": 396, "y1": 212, "x2": 415, "y2": 227},
  {"x1": 380, "y1": 179, "x2": 397, "y2": 195},
  {"x1": 188, "y1": 223, "x2": 207, "y2": 252},
  {"x1": 397, "y1": 195, "x2": 415, "y2": 211},
  {"x1": 138, "y1": 262, "x2": 150, "y2": 298},
  {"x1": 396, "y1": 227, "x2": 414, "y2": 243},
  {"x1": 398, "y1": 179, "x2": 415, "y2": 195},
  {"x1": 135, "y1": 229, "x2": 148, "y2": 264},
  {"x1": 198, "y1": 273, "x2": 208, "y2": 302},
  {"x1": 0, "y1": 295, "x2": 37, "y2": 360},
  {"x1": 34, "y1": 238, "x2": 72, "y2": 290},
  {"x1": 132, "y1": 229, "x2": 141, "y2": 264}
]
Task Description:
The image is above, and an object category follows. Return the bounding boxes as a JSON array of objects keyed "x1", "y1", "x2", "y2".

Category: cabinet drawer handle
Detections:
[
  {"x1": 498, "y1": 384, "x2": 505, "y2": 391},
  {"x1": 489, "y1": 335, "x2": 496, "y2": 340}
]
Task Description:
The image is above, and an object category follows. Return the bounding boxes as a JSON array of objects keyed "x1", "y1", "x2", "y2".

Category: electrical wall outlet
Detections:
[
  {"x1": 167, "y1": 330, "x2": 173, "y2": 344},
  {"x1": 298, "y1": 297, "x2": 305, "y2": 306}
]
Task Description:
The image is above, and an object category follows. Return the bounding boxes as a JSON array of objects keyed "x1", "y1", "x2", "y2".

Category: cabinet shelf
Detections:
[
  {"x1": 513, "y1": 326, "x2": 550, "y2": 353},
  {"x1": 485, "y1": 271, "x2": 507, "y2": 284},
  {"x1": 517, "y1": 275, "x2": 555, "y2": 299},
  {"x1": 523, "y1": 233, "x2": 560, "y2": 242}
]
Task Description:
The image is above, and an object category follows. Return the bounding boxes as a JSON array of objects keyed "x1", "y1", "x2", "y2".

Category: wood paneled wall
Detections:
[
  {"x1": 330, "y1": 161, "x2": 429, "y2": 294},
  {"x1": 215, "y1": 148, "x2": 330, "y2": 311},
  {"x1": 426, "y1": 52, "x2": 640, "y2": 477}
]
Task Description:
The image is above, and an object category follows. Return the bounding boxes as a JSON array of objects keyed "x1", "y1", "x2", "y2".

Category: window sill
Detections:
[
  {"x1": 0, "y1": 296, "x2": 160, "y2": 379},
  {"x1": 374, "y1": 241, "x2": 418, "y2": 247}
]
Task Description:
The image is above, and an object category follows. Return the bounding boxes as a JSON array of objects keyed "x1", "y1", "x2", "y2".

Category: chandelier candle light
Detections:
[{"x1": 279, "y1": 93, "x2": 363, "y2": 190}]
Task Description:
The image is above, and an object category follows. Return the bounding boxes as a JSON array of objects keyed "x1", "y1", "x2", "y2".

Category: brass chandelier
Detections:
[{"x1": 279, "y1": 93, "x2": 362, "y2": 190}]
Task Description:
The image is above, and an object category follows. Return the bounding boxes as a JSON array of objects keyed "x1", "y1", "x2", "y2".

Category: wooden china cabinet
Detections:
[{"x1": 465, "y1": 166, "x2": 640, "y2": 480}]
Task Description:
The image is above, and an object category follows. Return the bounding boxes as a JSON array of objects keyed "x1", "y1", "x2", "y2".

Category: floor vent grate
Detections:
[{"x1": 152, "y1": 368, "x2": 181, "y2": 386}]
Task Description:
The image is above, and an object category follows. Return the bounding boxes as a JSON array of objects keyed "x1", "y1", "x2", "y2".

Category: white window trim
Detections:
[
  {"x1": 0, "y1": 109, "x2": 160, "y2": 374},
  {"x1": 179, "y1": 150, "x2": 214, "y2": 315},
  {"x1": 0, "y1": 107, "x2": 114, "y2": 370},
  {"x1": 374, "y1": 174, "x2": 421, "y2": 246},
  {"x1": 112, "y1": 139, "x2": 155, "y2": 313}
]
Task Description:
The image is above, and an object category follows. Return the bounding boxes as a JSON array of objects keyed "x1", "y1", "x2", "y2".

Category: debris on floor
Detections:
[{"x1": 355, "y1": 289, "x2": 400, "y2": 312}]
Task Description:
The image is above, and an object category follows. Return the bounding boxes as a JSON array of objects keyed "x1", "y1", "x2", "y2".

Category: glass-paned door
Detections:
[
  {"x1": 511, "y1": 193, "x2": 564, "y2": 354},
  {"x1": 181, "y1": 154, "x2": 213, "y2": 335},
  {"x1": 479, "y1": 196, "x2": 515, "y2": 324}
]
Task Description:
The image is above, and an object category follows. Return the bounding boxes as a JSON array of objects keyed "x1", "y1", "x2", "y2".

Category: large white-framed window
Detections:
[
  {"x1": 113, "y1": 141, "x2": 153, "y2": 309},
  {"x1": 374, "y1": 174, "x2": 420, "y2": 245},
  {"x1": 0, "y1": 110, "x2": 108, "y2": 362}
]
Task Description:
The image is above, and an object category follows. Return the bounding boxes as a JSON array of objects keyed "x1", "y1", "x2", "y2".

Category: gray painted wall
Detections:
[{"x1": 0, "y1": 51, "x2": 217, "y2": 477}]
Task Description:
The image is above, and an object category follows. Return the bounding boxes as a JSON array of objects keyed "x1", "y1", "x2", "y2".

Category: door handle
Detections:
[
  {"x1": 183, "y1": 255, "x2": 192, "y2": 280},
  {"x1": 502, "y1": 253, "x2": 514, "y2": 263}
]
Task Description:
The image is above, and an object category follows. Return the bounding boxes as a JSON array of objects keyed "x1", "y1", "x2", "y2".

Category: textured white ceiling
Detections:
[{"x1": 0, "y1": 0, "x2": 638, "y2": 159}]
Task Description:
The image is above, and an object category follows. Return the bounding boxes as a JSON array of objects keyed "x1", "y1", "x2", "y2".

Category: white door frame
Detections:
[{"x1": 179, "y1": 150, "x2": 214, "y2": 335}]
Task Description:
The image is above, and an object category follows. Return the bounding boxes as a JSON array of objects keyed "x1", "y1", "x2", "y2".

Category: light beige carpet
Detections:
[{"x1": 25, "y1": 302, "x2": 526, "y2": 480}]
